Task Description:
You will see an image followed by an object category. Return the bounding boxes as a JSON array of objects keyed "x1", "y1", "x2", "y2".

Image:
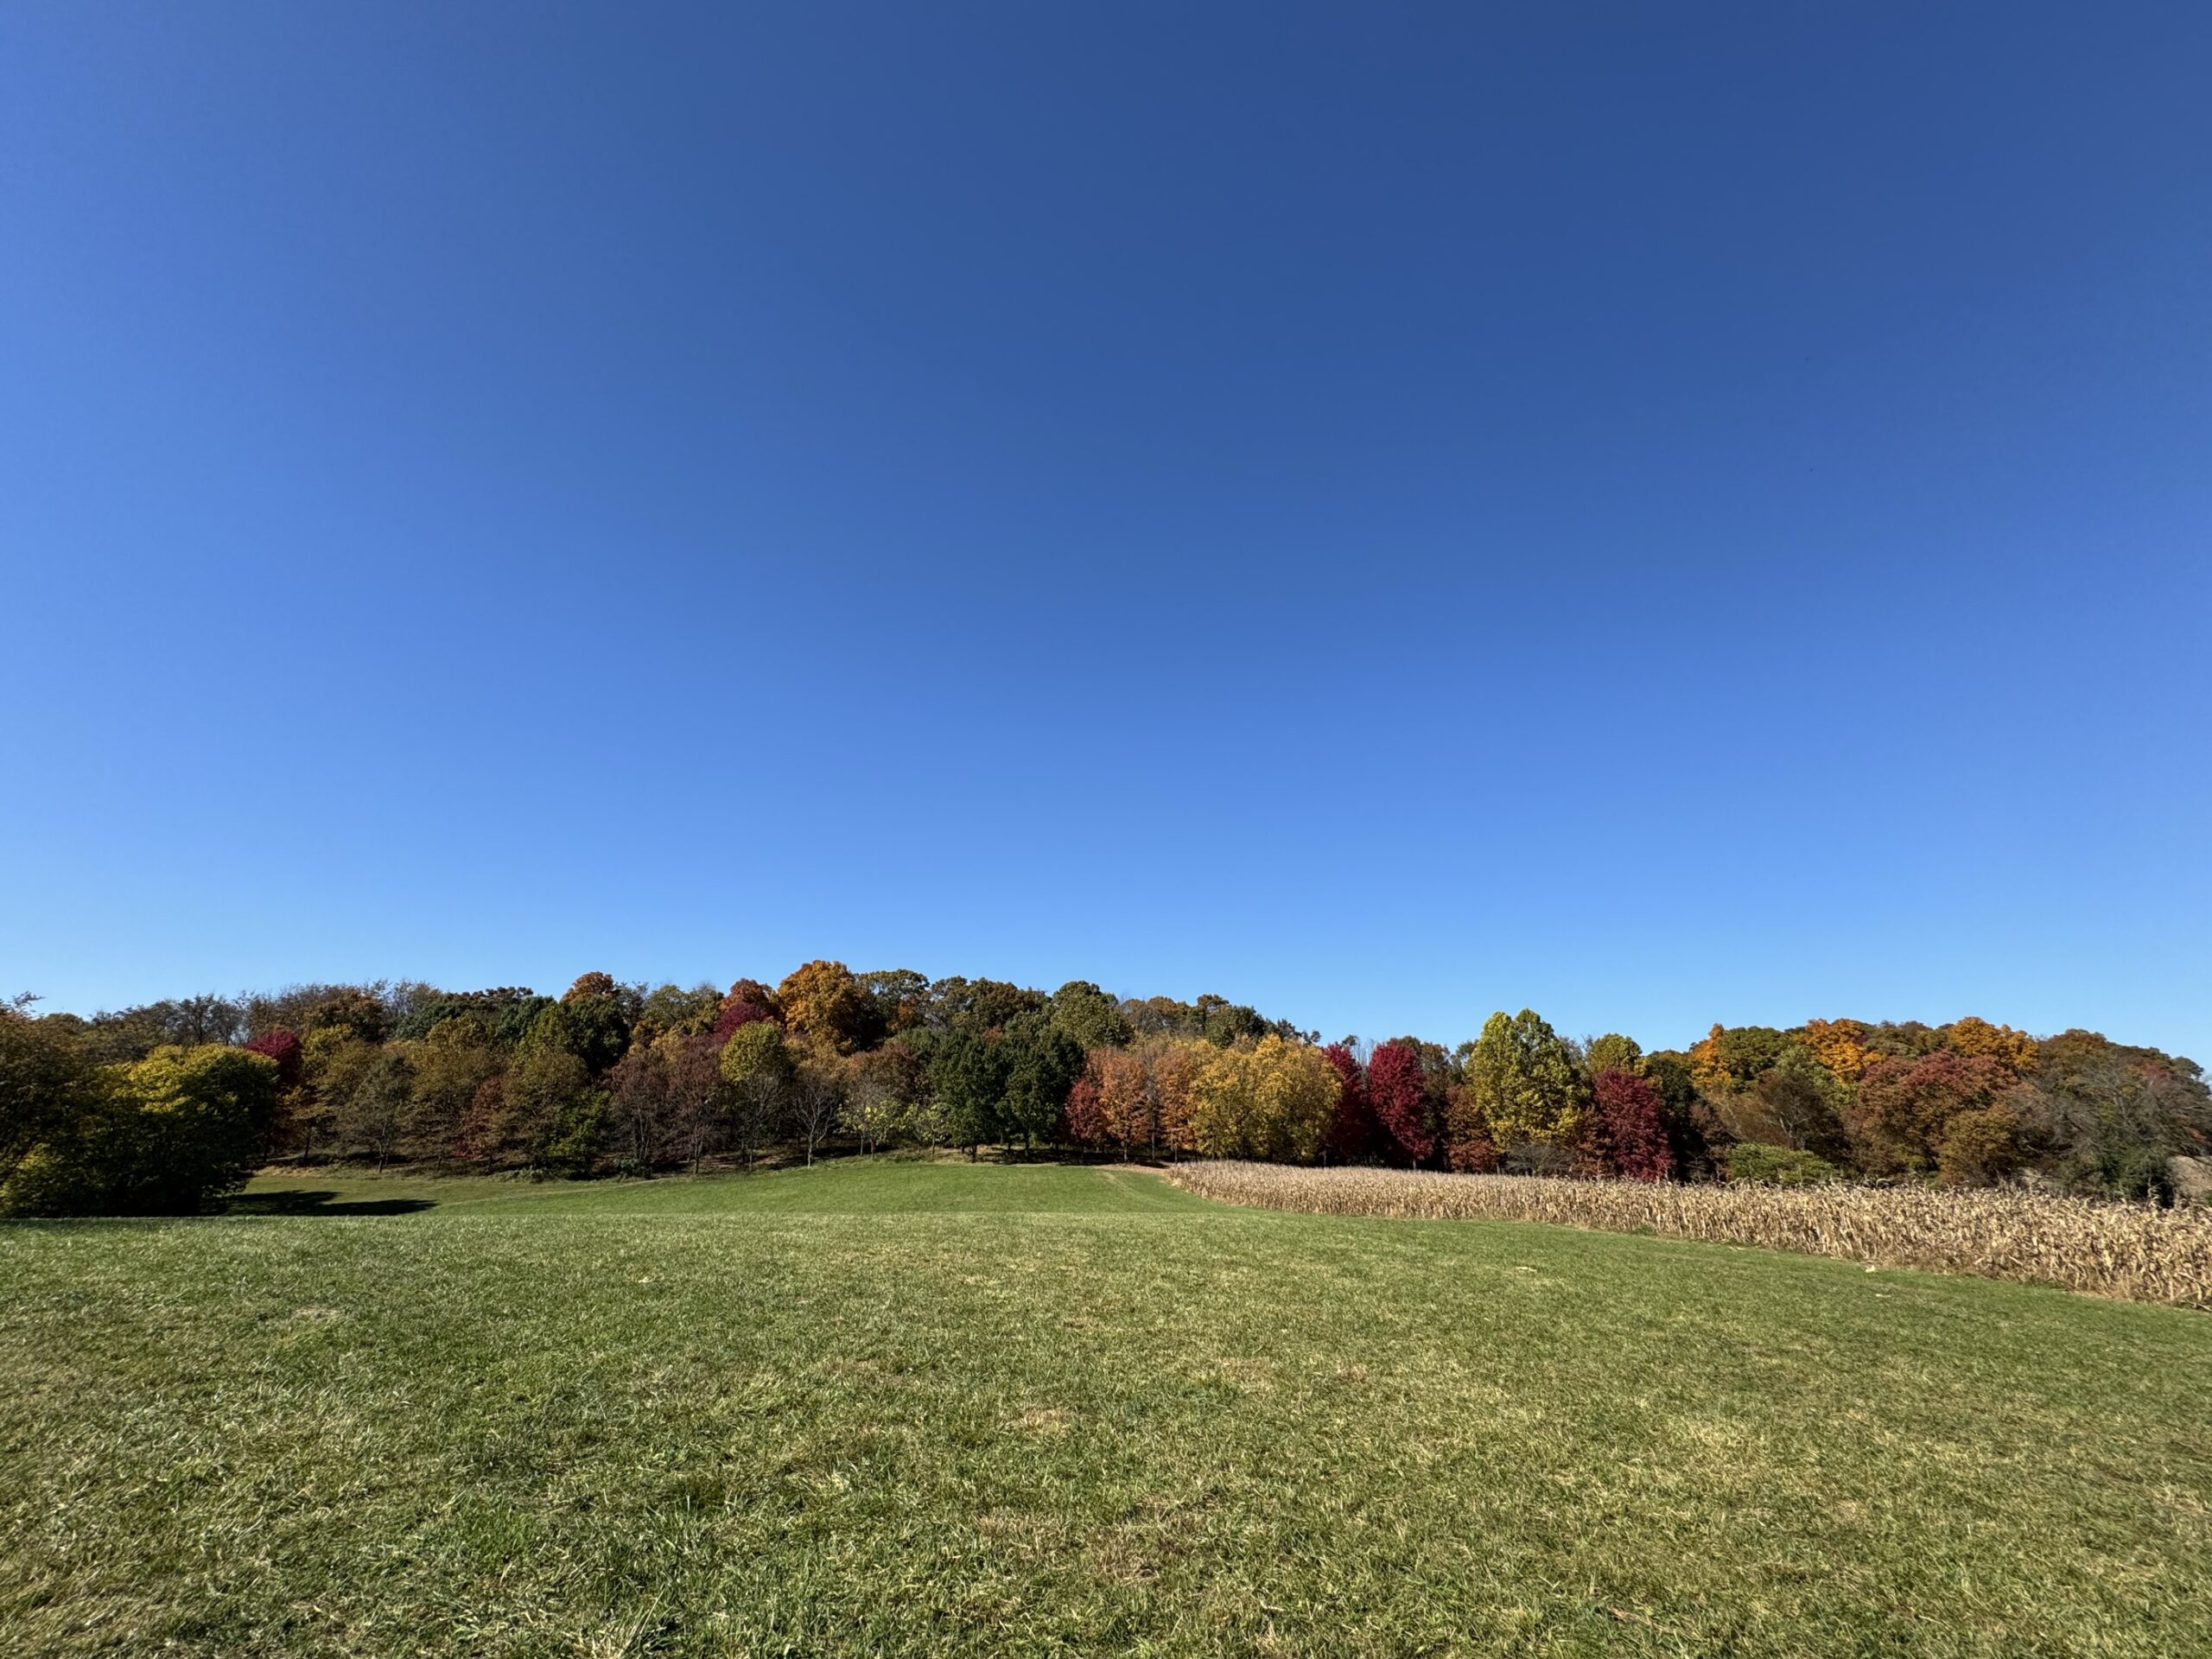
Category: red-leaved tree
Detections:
[
  {"x1": 711, "y1": 979, "x2": 780, "y2": 1043},
  {"x1": 1321, "y1": 1042, "x2": 1377, "y2": 1162},
  {"x1": 242, "y1": 1027, "x2": 305, "y2": 1156},
  {"x1": 1590, "y1": 1067, "x2": 1673, "y2": 1180},
  {"x1": 243, "y1": 1027, "x2": 303, "y2": 1090},
  {"x1": 1850, "y1": 1048, "x2": 2012, "y2": 1176},
  {"x1": 1367, "y1": 1039, "x2": 1435, "y2": 1166},
  {"x1": 1445, "y1": 1084, "x2": 1499, "y2": 1172},
  {"x1": 1063, "y1": 1073, "x2": 1108, "y2": 1147}
]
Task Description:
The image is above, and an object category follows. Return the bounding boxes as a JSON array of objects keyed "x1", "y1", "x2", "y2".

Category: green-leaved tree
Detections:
[{"x1": 1466, "y1": 1009, "x2": 1584, "y2": 1149}]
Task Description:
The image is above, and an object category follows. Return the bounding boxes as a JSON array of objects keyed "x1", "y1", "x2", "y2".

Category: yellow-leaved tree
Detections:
[
  {"x1": 1147, "y1": 1039, "x2": 1207, "y2": 1155},
  {"x1": 1797, "y1": 1018, "x2": 1875, "y2": 1084},
  {"x1": 1187, "y1": 1036, "x2": 1335, "y2": 1162},
  {"x1": 1465, "y1": 1009, "x2": 1584, "y2": 1147}
]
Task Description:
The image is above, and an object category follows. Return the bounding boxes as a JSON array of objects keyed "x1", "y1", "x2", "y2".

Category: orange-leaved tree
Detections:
[
  {"x1": 1797, "y1": 1018, "x2": 1874, "y2": 1084},
  {"x1": 774, "y1": 961, "x2": 882, "y2": 1055},
  {"x1": 1938, "y1": 1016, "x2": 2039, "y2": 1076}
]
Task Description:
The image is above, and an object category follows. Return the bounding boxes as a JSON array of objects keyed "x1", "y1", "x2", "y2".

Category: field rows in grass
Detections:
[{"x1": 3, "y1": 1158, "x2": 2209, "y2": 1657}]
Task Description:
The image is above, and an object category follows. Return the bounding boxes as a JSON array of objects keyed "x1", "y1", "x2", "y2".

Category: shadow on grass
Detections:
[{"x1": 229, "y1": 1191, "x2": 437, "y2": 1217}]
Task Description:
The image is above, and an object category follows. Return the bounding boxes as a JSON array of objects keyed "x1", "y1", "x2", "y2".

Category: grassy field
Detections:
[
  {"x1": 3, "y1": 1160, "x2": 2209, "y2": 1657},
  {"x1": 233, "y1": 1159, "x2": 1206, "y2": 1217}
]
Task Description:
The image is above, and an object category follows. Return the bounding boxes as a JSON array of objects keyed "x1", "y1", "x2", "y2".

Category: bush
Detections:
[
  {"x1": 1725, "y1": 1143, "x2": 1838, "y2": 1186},
  {"x1": 1503, "y1": 1141, "x2": 1575, "y2": 1178},
  {"x1": 2089, "y1": 1142, "x2": 2177, "y2": 1205},
  {"x1": 1, "y1": 1040, "x2": 278, "y2": 1216}
]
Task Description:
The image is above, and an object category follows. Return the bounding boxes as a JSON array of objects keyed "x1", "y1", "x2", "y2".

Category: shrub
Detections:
[
  {"x1": 2082, "y1": 1141, "x2": 2177, "y2": 1205},
  {"x1": 2, "y1": 1042, "x2": 278, "y2": 1216},
  {"x1": 1503, "y1": 1141, "x2": 1576, "y2": 1177},
  {"x1": 1726, "y1": 1143, "x2": 1838, "y2": 1186}
]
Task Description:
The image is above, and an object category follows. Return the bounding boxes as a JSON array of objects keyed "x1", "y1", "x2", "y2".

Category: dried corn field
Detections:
[{"x1": 1166, "y1": 1160, "x2": 2212, "y2": 1307}]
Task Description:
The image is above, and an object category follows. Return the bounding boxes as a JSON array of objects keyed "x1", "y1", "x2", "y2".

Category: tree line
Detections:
[{"x1": 3, "y1": 966, "x2": 2205, "y2": 1215}]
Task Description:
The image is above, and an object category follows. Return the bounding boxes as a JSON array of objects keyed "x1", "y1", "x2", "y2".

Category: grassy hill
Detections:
[{"x1": 3, "y1": 1158, "x2": 2208, "y2": 1656}]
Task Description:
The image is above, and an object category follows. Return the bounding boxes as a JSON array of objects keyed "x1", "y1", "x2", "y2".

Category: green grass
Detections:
[
  {"x1": 4, "y1": 1160, "x2": 2209, "y2": 1657},
  {"x1": 237, "y1": 1156, "x2": 1211, "y2": 1217}
]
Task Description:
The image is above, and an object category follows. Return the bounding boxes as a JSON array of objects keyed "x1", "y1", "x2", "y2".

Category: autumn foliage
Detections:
[
  {"x1": 710, "y1": 979, "x2": 779, "y2": 1043},
  {"x1": 6, "y1": 969, "x2": 2206, "y2": 1211},
  {"x1": 1321, "y1": 1043, "x2": 1376, "y2": 1163},
  {"x1": 1365, "y1": 1040, "x2": 1434, "y2": 1166},
  {"x1": 242, "y1": 1027, "x2": 303, "y2": 1090},
  {"x1": 1586, "y1": 1068, "x2": 1673, "y2": 1181}
]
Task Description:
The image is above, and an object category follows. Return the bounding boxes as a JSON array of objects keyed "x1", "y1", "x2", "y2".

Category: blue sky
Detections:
[{"x1": 2, "y1": 3, "x2": 2206, "y2": 1060}]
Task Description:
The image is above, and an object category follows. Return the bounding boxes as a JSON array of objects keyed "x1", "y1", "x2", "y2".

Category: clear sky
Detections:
[{"x1": 2, "y1": 3, "x2": 2206, "y2": 1061}]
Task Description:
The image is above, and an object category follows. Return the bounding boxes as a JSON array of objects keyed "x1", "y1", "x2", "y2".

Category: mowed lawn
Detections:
[{"x1": 3, "y1": 1161, "x2": 2209, "y2": 1657}]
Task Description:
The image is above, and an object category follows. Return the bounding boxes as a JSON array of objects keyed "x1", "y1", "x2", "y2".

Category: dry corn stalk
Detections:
[{"x1": 1165, "y1": 1161, "x2": 2212, "y2": 1308}]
